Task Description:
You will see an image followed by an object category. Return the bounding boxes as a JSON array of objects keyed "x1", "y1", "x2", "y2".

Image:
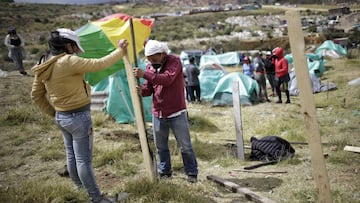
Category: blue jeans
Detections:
[
  {"x1": 153, "y1": 112, "x2": 198, "y2": 176},
  {"x1": 55, "y1": 110, "x2": 102, "y2": 201}
]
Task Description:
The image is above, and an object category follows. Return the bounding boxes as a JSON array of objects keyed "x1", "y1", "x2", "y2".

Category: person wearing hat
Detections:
[
  {"x1": 133, "y1": 40, "x2": 198, "y2": 183},
  {"x1": 264, "y1": 50, "x2": 276, "y2": 97},
  {"x1": 31, "y1": 28, "x2": 129, "y2": 203},
  {"x1": 4, "y1": 27, "x2": 27, "y2": 76}
]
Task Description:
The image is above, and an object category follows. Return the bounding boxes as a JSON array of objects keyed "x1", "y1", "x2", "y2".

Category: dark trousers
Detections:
[{"x1": 189, "y1": 85, "x2": 201, "y2": 102}]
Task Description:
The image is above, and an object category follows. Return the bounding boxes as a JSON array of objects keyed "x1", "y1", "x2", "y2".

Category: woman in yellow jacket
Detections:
[{"x1": 31, "y1": 28, "x2": 128, "y2": 203}]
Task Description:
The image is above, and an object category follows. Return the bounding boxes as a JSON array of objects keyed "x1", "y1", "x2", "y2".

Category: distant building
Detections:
[{"x1": 328, "y1": 7, "x2": 351, "y2": 16}]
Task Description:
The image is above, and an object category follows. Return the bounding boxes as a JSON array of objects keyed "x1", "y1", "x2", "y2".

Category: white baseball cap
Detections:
[{"x1": 57, "y1": 28, "x2": 85, "y2": 53}]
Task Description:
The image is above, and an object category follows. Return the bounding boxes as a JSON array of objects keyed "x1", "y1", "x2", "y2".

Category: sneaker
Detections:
[
  {"x1": 187, "y1": 175, "x2": 197, "y2": 183},
  {"x1": 276, "y1": 100, "x2": 282, "y2": 104},
  {"x1": 285, "y1": 99, "x2": 291, "y2": 104}
]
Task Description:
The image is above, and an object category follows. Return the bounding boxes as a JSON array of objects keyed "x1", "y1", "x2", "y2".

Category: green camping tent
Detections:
[{"x1": 211, "y1": 72, "x2": 259, "y2": 106}]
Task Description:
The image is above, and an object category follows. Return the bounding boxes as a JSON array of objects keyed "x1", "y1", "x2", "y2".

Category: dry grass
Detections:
[
  {"x1": 0, "y1": 54, "x2": 359, "y2": 203},
  {"x1": 0, "y1": 2, "x2": 360, "y2": 202}
]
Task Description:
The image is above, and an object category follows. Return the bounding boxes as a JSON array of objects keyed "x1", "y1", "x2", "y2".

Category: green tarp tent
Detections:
[
  {"x1": 285, "y1": 53, "x2": 326, "y2": 77},
  {"x1": 315, "y1": 40, "x2": 347, "y2": 58},
  {"x1": 199, "y1": 52, "x2": 240, "y2": 67},
  {"x1": 91, "y1": 59, "x2": 153, "y2": 124},
  {"x1": 210, "y1": 72, "x2": 259, "y2": 106},
  {"x1": 198, "y1": 63, "x2": 227, "y2": 101}
]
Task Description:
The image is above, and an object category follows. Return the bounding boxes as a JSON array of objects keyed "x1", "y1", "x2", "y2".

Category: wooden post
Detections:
[
  {"x1": 232, "y1": 81, "x2": 245, "y2": 160},
  {"x1": 123, "y1": 54, "x2": 155, "y2": 180},
  {"x1": 286, "y1": 10, "x2": 332, "y2": 203},
  {"x1": 207, "y1": 175, "x2": 277, "y2": 203}
]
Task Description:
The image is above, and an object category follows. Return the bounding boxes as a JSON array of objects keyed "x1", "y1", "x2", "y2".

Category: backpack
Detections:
[{"x1": 250, "y1": 136, "x2": 295, "y2": 161}]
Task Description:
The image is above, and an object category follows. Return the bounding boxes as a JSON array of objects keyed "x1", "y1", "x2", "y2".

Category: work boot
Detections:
[
  {"x1": 285, "y1": 90, "x2": 290, "y2": 103},
  {"x1": 187, "y1": 175, "x2": 197, "y2": 183}
]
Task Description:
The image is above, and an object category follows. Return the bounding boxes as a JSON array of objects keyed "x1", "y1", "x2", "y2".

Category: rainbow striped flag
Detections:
[{"x1": 77, "y1": 13, "x2": 154, "y2": 86}]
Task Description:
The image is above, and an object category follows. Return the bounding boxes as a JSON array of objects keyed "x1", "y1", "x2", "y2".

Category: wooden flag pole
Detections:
[
  {"x1": 286, "y1": 10, "x2": 332, "y2": 203},
  {"x1": 122, "y1": 18, "x2": 155, "y2": 179},
  {"x1": 129, "y1": 18, "x2": 146, "y2": 120},
  {"x1": 123, "y1": 54, "x2": 154, "y2": 180}
]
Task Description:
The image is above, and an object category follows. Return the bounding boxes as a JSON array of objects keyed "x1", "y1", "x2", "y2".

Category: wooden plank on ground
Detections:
[
  {"x1": 123, "y1": 54, "x2": 155, "y2": 180},
  {"x1": 232, "y1": 169, "x2": 287, "y2": 174},
  {"x1": 207, "y1": 175, "x2": 277, "y2": 203},
  {"x1": 344, "y1": 146, "x2": 360, "y2": 153},
  {"x1": 232, "y1": 81, "x2": 245, "y2": 160},
  {"x1": 286, "y1": 10, "x2": 332, "y2": 203}
]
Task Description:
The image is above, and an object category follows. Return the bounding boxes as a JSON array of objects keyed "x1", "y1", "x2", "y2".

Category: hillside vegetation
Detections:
[{"x1": 0, "y1": 2, "x2": 359, "y2": 203}]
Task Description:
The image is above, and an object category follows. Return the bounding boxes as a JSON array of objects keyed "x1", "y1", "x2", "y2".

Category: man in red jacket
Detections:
[
  {"x1": 273, "y1": 47, "x2": 291, "y2": 103},
  {"x1": 133, "y1": 40, "x2": 198, "y2": 183}
]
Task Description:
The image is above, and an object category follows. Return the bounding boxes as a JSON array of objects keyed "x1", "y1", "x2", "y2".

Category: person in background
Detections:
[
  {"x1": 184, "y1": 56, "x2": 201, "y2": 103},
  {"x1": 183, "y1": 65, "x2": 191, "y2": 102},
  {"x1": 133, "y1": 40, "x2": 198, "y2": 183},
  {"x1": 4, "y1": 27, "x2": 27, "y2": 76},
  {"x1": 31, "y1": 28, "x2": 129, "y2": 203},
  {"x1": 254, "y1": 52, "x2": 270, "y2": 102},
  {"x1": 242, "y1": 56, "x2": 254, "y2": 79},
  {"x1": 264, "y1": 51, "x2": 276, "y2": 97},
  {"x1": 273, "y1": 47, "x2": 291, "y2": 104}
]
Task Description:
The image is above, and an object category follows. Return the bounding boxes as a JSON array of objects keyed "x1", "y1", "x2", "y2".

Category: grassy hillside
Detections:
[{"x1": 0, "y1": 2, "x2": 359, "y2": 203}]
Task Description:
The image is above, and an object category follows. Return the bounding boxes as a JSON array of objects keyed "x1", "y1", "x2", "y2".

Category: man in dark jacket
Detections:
[
  {"x1": 184, "y1": 56, "x2": 201, "y2": 103},
  {"x1": 264, "y1": 51, "x2": 276, "y2": 97}
]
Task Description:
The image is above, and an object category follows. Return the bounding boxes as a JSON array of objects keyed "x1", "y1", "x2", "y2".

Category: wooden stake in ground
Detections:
[
  {"x1": 123, "y1": 54, "x2": 154, "y2": 180},
  {"x1": 286, "y1": 10, "x2": 332, "y2": 203},
  {"x1": 232, "y1": 81, "x2": 245, "y2": 160}
]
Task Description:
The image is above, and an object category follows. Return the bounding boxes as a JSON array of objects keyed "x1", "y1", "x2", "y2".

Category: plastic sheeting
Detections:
[
  {"x1": 315, "y1": 40, "x2": 347, "y2": 58},
  {"x1": 288, "y1": 71, "x2": 337, "y2": 96},
  {"x1": 285, "y1": 53, "x2": 326, "y2": 77},
  {"x1": 198, "y1": 63, "x2": 227, "y2": 101},
  {"x1": 91, "y1": 59, "x2": 152, "y2": 124},
  {"x1": 199, "y1": 51, "x2": 240, "y2": 67},
  {"x1": 211, "y1": 72, "x2": 259, "y2": 106},
  {"x1": 180, "y1": 50, "x2": 203, "y2": 66}
]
